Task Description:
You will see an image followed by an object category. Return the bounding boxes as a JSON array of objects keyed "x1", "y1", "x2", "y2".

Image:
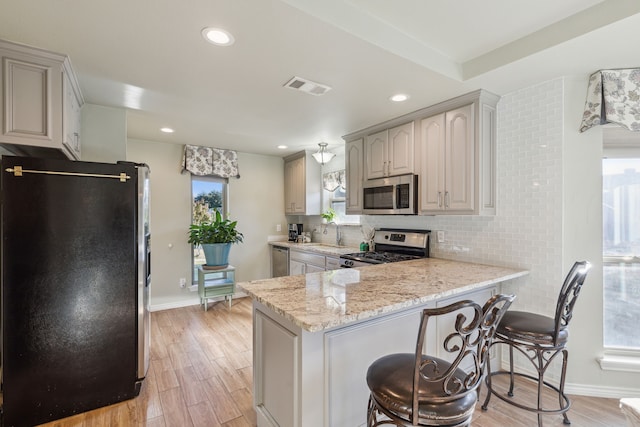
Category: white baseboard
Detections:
[
  {"x1": 499, "y1": 357, "x2": 640, "y2": 399},
  {"x1": 565, "y1": 382, "x2": 640, "y2": 399},
  {"x1": 150, "y1": 298, "x2": 199, "y2": 312}
]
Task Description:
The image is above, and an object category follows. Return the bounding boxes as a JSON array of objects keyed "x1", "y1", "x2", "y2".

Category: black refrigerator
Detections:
[{"x1": 0, "y1": 156, "x2": 151, "y2": 427}]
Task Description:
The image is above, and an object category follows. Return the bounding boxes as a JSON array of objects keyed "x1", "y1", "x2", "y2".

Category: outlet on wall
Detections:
[
  {"x1": 276, "y1": 224, "x2": 282, "y2": 232},
  {"x1": 179, "y1": 277, "x2": 186, "y2": 288},
  {"x1": 437, "y1": 231, "x2": 445, "y2": 243}
]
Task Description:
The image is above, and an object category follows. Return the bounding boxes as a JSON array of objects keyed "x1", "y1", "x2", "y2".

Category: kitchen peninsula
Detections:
[{"x1": 238, "y1": 258, "x2": 528, "y2": 427}]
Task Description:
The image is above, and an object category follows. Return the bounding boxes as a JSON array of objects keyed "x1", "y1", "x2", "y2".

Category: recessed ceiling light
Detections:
[
  {"x1": 201, "y1": 27, "x2": 235, "y2": 46},
  {"x1": 277, "y1": 145, "x2": 288, "y2": 149},
  {"x1": 160, "y1": 127, "x2": 174, "y2": 133},
  {"x1": 390, "y1": 93, "x2": 409, "y2": 102}
]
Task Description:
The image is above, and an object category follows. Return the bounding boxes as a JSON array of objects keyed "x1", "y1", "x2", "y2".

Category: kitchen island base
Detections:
[{"x1": 252, "y1": 286, "x2": 497, "y2": 427}]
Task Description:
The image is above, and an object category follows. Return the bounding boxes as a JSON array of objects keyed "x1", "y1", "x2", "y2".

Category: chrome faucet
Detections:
[{"x1": 335, "y1": 223, "x2": 342, "y2": 246}]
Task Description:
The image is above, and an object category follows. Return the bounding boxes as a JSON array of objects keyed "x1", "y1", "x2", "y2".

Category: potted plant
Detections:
[{"x1": 188, "y1": 209, "x2": 244, "y2": 269}]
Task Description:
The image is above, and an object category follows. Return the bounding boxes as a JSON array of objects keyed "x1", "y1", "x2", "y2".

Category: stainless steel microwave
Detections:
[{"x1": 362, "y1": 174, "x2": 418, "y2": 215}]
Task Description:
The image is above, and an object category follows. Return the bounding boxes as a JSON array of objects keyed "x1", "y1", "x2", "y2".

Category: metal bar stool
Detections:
[
  {"x1": 366, "y1": 294, "x2": 515, "y2": 427},
  {"x1": 481, "y1": 261, "x2": 591, "y2": 426}
]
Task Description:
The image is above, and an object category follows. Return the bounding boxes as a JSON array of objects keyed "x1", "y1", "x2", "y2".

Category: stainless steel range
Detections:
[{"x1": 340, "y1": 228, "x2": 430, "y2": 268}]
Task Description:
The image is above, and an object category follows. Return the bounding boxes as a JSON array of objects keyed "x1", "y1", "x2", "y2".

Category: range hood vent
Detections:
[{"x1": 284, "y1": 76, "x2": 332, "y2": 96}]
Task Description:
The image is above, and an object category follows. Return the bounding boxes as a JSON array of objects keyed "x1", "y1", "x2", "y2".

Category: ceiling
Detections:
[{"x1": 1, "y1": 0, "x2": 639, "y2": 157}]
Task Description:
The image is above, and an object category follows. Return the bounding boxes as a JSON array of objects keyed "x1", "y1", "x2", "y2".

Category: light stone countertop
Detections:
[
  {"x1": 269, "y1": 241, "x2": 359, "y2": 256},
  {"x1": 238, "y1": 258, "x2": 528, "y2": 332}
]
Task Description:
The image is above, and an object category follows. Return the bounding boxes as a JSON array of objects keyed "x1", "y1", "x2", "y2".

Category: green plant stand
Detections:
[{"x1": 197, "y1": 265, "x2": 236, "y2": 311}]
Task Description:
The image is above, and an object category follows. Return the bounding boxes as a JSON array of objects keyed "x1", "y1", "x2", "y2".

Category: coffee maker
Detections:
[{"x1": 288, "y1": 224, "x2": 303, "y2": 242}]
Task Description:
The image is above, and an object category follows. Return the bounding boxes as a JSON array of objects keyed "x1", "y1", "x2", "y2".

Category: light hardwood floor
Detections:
[{"x1": 39, "y1": 297, "x2": 626, "y2": 427}]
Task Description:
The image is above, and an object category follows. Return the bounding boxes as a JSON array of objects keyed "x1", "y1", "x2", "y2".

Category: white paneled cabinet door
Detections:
[
  {"x1": 345, "y1": 138, "x2": 363, "y2": 214},
  {"x1": 365, "y1": 130, "x2": 387, "y2": 180},
  {"x1": 62, "y1": 67, "x2": 82, "y2": 159},
  {"x1": 1, "y1": 57, "x2": 56, "y2": 143},
  {"x1": 284, "y1": 159, "x2": 295, "y2": 214},
  {"x1": 420, "y1": 114, "x2": 445, "y2": 212},
  {"x1": 291, "y1": 156, "x2": 305, "y2": 213},
  {"x1": 445, "y1": 104, "x2": 474, "y2": 212},
  {"x1": 388, "y1": 122, "x2": 414, "y2": 177},
  {"x1": 284, "y1": 155, "x2": 306, "y2": 214},
  {"x1": 289, "y1": 259, "x2": 305, "y2": 276}
]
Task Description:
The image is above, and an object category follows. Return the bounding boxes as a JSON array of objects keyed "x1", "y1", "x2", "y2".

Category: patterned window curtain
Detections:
[
  {"x1": 323, "y1": 170, "x2": 345, "y2": 191},
  {"x1": 181, "y1": 145, "x2": 240, "y2": 178},
  {"x1": 580, "y1": 69, "x2": 640, "y2": 133}
]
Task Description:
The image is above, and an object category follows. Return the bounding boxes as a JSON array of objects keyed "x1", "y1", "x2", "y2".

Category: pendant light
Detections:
[{"x1": 312, "y1": 142, "x2": 335, "y2": 165}]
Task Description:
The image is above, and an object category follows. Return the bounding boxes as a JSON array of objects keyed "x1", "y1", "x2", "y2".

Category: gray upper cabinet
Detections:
[
  {"x1": 364, "y1": 122, "x2": 414, "y2": 180},
  {"x1": 284, "y1": 150, "x2": 321, "y2": 215},
  {"x1": 417, "y1": 92, "x2": 499, "y2": 215},
  {"x1": 0, "y1": 39, "x2": 83, "y2": 160},
  {"x1": 419, "y1": 104, "x2": 475, "y2": 213},
  {"x1": 343, "y1": 89, "x2": 499, "y2": 216},
  {"x1": 345, "y1": 138, "x2": 364, "y2": 214}
]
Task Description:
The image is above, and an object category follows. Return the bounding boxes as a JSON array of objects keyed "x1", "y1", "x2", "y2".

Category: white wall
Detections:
[
  {"x1": 229, "y1": 152, "x2": 288, "y2": 281},
  {"x1": 81, "y1": 104, "x2": 127, "y2": 162},
  {"x1": 127, "y1": 139, "x2": 285, "y2": 310}
]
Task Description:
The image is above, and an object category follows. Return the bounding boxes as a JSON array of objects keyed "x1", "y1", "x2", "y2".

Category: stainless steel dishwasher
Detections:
[{"x1": 271, "y1": 245, "x2": 289, "y2": 277}]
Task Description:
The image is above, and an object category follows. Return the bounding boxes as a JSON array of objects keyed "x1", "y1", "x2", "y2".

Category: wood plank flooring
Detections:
[{"x1": 38, "y1": 297, "x2": 627, "y2": 427}]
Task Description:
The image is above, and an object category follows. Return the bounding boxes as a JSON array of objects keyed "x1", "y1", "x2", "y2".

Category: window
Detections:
[
  {"x1": 192, "y1": 176, "x2": 227, "y2": 282},
  {"x1": 603, "y1": 154, "x2": 640, "y2": 350}
]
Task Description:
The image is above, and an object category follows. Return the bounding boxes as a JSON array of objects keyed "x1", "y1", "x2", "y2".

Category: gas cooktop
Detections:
[
  {"x1": 339, "y1": 228, "x2": 430, "y2": 268},
  {"x1": 340, "y1": 251, "x2": 421, "y2": 264}
]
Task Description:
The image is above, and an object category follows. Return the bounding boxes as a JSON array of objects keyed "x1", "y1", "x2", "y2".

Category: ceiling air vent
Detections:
[{"x1": 284, "y1": 76, "x2": 332, "y2": 96}]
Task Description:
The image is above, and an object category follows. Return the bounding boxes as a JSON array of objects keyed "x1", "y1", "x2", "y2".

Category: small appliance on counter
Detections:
[{"x1": 288, "y1": 223, "x2": 303, "y2": 241}]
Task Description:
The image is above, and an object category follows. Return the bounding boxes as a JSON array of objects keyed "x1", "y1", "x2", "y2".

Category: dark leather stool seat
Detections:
[
  {"x1": 482, "y1": 261, "x2": 591, "y2": 427},
  {"x1": 498, "y1": 311, "x2": 569, "y2": 345},
  {"x1": 366, "y1": 294, "x2": 515, "y2": 427},
  {"x1": 367, "y1": 354, "x2": 477, "y2": 425}
]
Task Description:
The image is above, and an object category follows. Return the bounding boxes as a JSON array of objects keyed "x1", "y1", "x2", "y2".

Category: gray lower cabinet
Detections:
[{"x1": 290, "y1": 250, "x2": 325, "y2": 275}]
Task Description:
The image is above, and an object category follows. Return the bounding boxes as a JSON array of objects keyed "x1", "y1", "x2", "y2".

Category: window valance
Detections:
[
  {"x1": 181, "y1": 145, "x2": 240, "y2": 178},
  {"x1": 580, "y1": 69, "x2": 640, "y2": 133},
  {"x1": 323, "y1": 170, "x2": 345, "y2": 192}
]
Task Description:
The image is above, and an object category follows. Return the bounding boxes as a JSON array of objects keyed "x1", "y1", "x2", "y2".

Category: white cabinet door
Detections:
[
  {"x1": 1, "y1": 55, "x2": 57, "y2": 143},
  {"x1": 284, "y1": 159, "x2": 295, "y2": 214},
  {"x1": 419, "y1": 104, "x2": 475, "y2": 214},
  {"x1": 254, "y1": 310, "x2": 297, "y2": 427},
  {"x1": 289, "y1": 259, "x2": 305, "y2": 276},
  {"x1": 365, "y1": 123, "x2": 414, "y2": 180},
  {"x1": 445, "y1": 104, "x2": 474, "y2": 212},
  {"x1": 0, "y1": 40, "x2": 83, "y2": 160},
  {"x1": 62, "y1": 67, "x2": 82, "y2": 159},
  {"x1": 365, "y1": 130, "x2": 387, "y2": 180},
  {"x1": 291, "y1": 156, "x2": 306, "y2": 213},
  {"x1": 419, "y1": 114, "x2": 445, "y2": 212},
  {"x1": 284, "y1": 156, "x2": 305, "y2": 214},
  {"x1": 345, "y1": 138, "x2": 363, "y2": 214},
  {"x1": 387, "y1": 122, "x2": 414, "y2": 177}
]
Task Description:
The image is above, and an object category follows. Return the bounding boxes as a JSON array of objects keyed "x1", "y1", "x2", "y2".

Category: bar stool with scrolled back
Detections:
[
  {"x1": 366, "y1": 293, "x2": 515, "y2": 427},
  {"x1": 481, "y1": 261, "x2": 591, "y2": 426}
]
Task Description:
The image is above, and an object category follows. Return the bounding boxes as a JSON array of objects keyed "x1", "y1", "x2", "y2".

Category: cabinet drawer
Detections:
[
  {"x1": 290, "y1": 250, "x2": 325, "y2": 267},
  {"x1": 326, "y1": 256, "x2": 340, "y2": 270}
]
